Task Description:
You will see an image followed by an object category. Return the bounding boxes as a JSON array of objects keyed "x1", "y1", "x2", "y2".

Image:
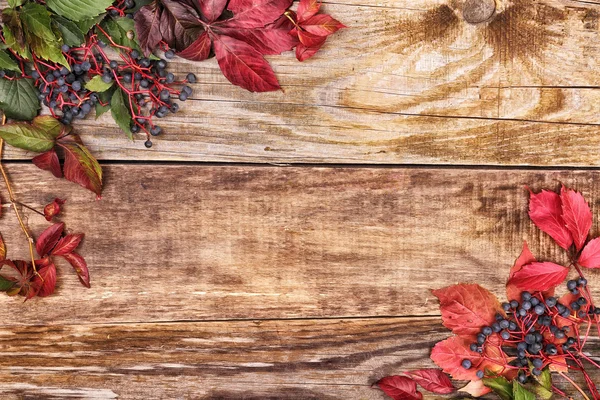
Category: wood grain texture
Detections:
[
  {"x1": 0, "y1": 317, "x2": 597, "y2": 399},
  {"x1": 0, "y1": 164, "x2": 599, "y2": 326},
  {"x1": 3, "y1": 0, "x2": 600, "y2": 164}
]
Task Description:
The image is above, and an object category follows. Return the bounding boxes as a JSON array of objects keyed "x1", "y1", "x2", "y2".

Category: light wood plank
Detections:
[
  {"x1": 3, "y1": 1, "x2": 600, "y2": 164},
  {"x1": 0, "y1": 317, "x2": 597, "y2": 399},
  {"x1": 0, "y1": 165, "x2": 599, "y2": 325}
]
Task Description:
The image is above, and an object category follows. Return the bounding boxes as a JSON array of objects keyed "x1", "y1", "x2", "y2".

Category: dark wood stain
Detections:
[
  {"x1": 391, "y1": 5, "x2": 460, "y2": 51},
  {"x1": 485, "y1": 0, "x2": 566, "y2": 63}
]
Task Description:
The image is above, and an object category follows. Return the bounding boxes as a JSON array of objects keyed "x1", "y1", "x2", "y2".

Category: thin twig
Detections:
[
  {"x1": 0, "y1": 114, "x2": 39, "y2": 277},
  {"x1": 558, "y1": 371, "x2": 591, "y2": 400}
]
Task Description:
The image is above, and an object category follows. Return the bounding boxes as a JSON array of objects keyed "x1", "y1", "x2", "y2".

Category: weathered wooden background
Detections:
[{"x1": 1, "y1": 0, "x2": 600, "y2": 398}]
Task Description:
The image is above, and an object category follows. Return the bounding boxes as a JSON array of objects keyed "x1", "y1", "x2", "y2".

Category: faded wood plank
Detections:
[
  {"x1": 0, "y1": 165, "x2": 600, "y2": 325},
  {"x1": 0, "y1": 317, "x2": 597, "y2": 399},
  {"x1": 3, "y1": 0, "x2": 600, "y2": 164}
]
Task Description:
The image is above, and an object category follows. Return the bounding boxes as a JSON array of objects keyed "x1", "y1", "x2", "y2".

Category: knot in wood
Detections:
[{"x1": 462, "y1": 0, "x2": 496, "y2": 24}]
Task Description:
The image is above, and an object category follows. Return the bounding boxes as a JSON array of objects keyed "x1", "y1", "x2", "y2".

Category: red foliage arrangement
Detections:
[
  {"x1": 0, "y1": 0, "x2": 345, "y2": 298},
  {"x1": 375, "y1": 186, "x2": 600, "y2": 399}
]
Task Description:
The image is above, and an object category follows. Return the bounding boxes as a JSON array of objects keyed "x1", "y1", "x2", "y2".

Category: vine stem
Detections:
[
  {"x1": 0, "y1": 114, "x2": 39, "y2": 278},
  {"x1": 558, "y1": 371, "x2": 591, "y2": 400}
]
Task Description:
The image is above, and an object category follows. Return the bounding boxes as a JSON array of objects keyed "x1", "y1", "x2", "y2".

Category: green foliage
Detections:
[{"x1": 0, "y1": 78, "x2": 40, "y2": 121}]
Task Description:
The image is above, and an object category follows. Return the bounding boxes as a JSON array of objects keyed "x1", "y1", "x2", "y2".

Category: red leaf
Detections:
[
  {"x1": 432, "y1": 284, "x2": 503, "y2": 337},
  {"x1": 295, "y1": 42, "x2": 323, "y2": 61},
  {"x1": 218, "y1": 15, "x2": 298, "y2": 55},
  {"x1": 579, "y1": 237, "x2": 600, "y2": 268},
  {"x1": 403, "y1": 369, "x2": 455, "y2": 394},
  {"x1": 225, "y1": 0, "x2": 293, "y2": 28},
  {"x1": 43, "y1": 198, "x2": 65, "y2": 221},
  {"x1": 508, "y1": 262, "x2": 569, "y2": 292},
  {"x1": 32, "y1": 149, "x2": 63, "y2": 178},
  {"x1": 375, "y1": 376, "x2": 422, "y2": 400},
  {"x1": 506, "y1": 241, "x2": 536, "y2": 301},
  {"x1": 178, "y1": 31, "x2": 212, "y2": 61},
  {"x1": 300, "y1": 14, "x2": 345, "y2": 37},
  {"x1": 430, "y1": 336, "x2": 483, "y2": 380},
  {"x1": 134, "y1": 3, "x2": 165, "y2": 56},
  {"x1": 560, "y1": 186, "x2": 592, "y2": 251},
  {"x1": 31, "y1": 263, "x2": 57, "y2": 298},
  {"x1": 212, "y1": 33, "x2": 281, "y2": 92},
  {"x1": 62, "y1": 252, "x2": 90, "y2": 288},
  {"x1": 59, "y1": 139, "x2": 103, "y2": 196},
  {"x1": 297, "y1": 0, "x2": 320, "y2": 20},
  {"x1": 199, "y1": 0, "x2": 228, "y2": 22},
  {"x1": 528, "y1": 189, "x2": 573, "y2": 250},
  {"x1": 51, "y1": 234, "x2": 83, "y2": 256},
  {"x1": 36, "y1": 222, "x2": 64, "y2": 257}
]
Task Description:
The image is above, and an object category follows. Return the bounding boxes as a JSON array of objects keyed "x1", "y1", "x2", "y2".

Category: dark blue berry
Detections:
[
  {"x1": 567, "y1": 280, "x2": 577, "y2": 290},
  {"x1": 476, "y1": 370, "x2": 484, "y2": 379},
  {"x1": 532, "y1": 358, "x2": 543, "y2": 368},
  {"x1": 545, "y1": 297, "x2": 557, "y2": 307},
  {"x1": 534, "y1": 304, "x2": 545, "y2": 315},
  {"x1": 144, "y1": 140, "x2": 152, "y2": 148},
  {"x1": 61, "y1": 44, "x2": 70, "y2": 53},
  {"x1": 165, "y1": 50, "x2": 175, "y2": 59},
  {"x1": 461, "y1": 359, "x2": 472, "y2": 369},
  {"x1": 186, "y1": 73, "x2": 196, "y2": 83}
]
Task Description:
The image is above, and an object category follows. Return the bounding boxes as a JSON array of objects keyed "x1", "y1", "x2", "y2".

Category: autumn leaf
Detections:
[
  {"x1": 62, "y1": 251, "x2": 90, "y2": 288},
  {"x1": 212, "y1": 34, "x2": 281, "y2": 92},
  {"x1": 506, "y1": 241, "x2": 536, "y2": 301},
  {"x1": 375, "y1": 376, "x2": 422, "y2": 400},
  {"x1": 287, "y1": 0, "x2": 346, "y2": 61},
  {"x1": 508, "y1": 262, "x2": 569, "y2": 292},
  {"x1": 32, "y1": 148, "x2": 63, "y2": 178},
  {"x1": 138, "y1": 0, "x2": 301, "y2": 92},
  {"x1": 36, "y1": 222, "x2": 64, "y2": 257},
  {"x1": 430, "y1": 336, "x2": 483, "y2": 380},
  {"x1": 578, "y1": 237, "x2": 600, "y2": 268},
  {"x1": 51, "y1": 234, "x2": 83, "y2": 256},
  {"x1": 58, "y1": 137, "x2": 103, "y2": 196},
  {"x1": 43, "y1": 198, "x2": 65, "y2": 221},
  {"x1": 528, "y1": 189, "x2": 573, "y2": 250},
  {"x1": 403, "y1": 369, "x2": 455, "y2": 394},
  {"x1": 30, "y1": 262, "x2": 57, "y2": 298},
  {"x1": 432, "y1": 284, "x2": 503, "y2": 337},
  {"x1": 560, "y1": 186, "x2": 592, "y2": 251}
]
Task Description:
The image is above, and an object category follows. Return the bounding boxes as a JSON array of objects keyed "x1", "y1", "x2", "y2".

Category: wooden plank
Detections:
[
  {"x1": 0, "y1": 317, "x2": 597, "y2": 399},
  {"x1": 0, "y1": 164, "x2": 599, "y2": 325},
  {"x1": 4, "y1": 1, "x2": 600, "y2": 164}
]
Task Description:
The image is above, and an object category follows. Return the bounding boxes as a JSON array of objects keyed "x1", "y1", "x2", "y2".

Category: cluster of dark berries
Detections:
[
  {"x1": 29, "y1": 33, "x2": 196, "y2": 147},
  {"x1": 461, "y1": 279, "x2": 598, "y2": 384},
  {"x1": 108, "y1": 0, "x2": 137, "y2": 18}
]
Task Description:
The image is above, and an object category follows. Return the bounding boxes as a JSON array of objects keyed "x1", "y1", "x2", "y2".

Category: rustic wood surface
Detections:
[
  {"x1": 2, "y1": 0, "x2": 600, "y2": 398},
  {"x1": 2, "y1": 0, "x2": 600, "y2": 164}
]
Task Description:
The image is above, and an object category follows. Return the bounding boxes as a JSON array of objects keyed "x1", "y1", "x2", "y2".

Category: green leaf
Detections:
[
  {"x1": 46, "y1": 0, "x2": 114, "y2": 22},
  {"x1": 0, "y1": 116, "x2": 61, "y2": 152},
  {"x1": 110, "y1": 88, "x2": 133, "y2": 140},
  {"x1": 28, "y1": 34, "x2": 69, "y2": 67},
  {"x1": 20, "y1": 3, "x2": 56, "y2": 42},
  {"x1": 483, "y1": 377, "x2": 513, "y2": 400},
  {"x1": 94, "y1": 86, "x2": 115, "y2": 118},
  {"x1": 0, "y1": 50, "x2": 21, "y2": 72},
  {"x1": 513, "y1": 382, "x2": 535, "y2": 400},
  {"x1": 0, "y1": 275, "x2": 15, "y2": 292},
  {"x1": 8, "y1": 0, "x2": 24, "y2": 8},
  {"x1": 2, "y1": 9, "x2": 31, "y2": 59},
  {"x1": 0, "y1": 78, "x2": 40, "y2": 121},
  {"x1": 53, "y1": 15, "x2": 85, "y2": 46},
  {"x1": 533, "y1": 368, "x2": 552, "y2": 391},
  {"x1": 97, "y1": 17, "x2": 141, "y2": 53},
  {"x1": 85, "y1": 75, "x2": 114, "y2": 92},
  {"x1": 76, "y1": 13, "x2": 106, "y2": 34}
]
